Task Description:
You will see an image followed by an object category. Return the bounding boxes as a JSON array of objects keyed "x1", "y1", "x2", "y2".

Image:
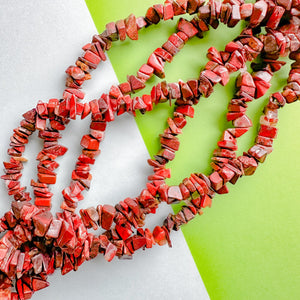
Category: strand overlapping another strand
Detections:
[{"x1": 0, "y1": 0, "x2": 299, "y2": 299}]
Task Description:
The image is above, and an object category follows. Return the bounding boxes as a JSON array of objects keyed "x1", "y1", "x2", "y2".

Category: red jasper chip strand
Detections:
[
  {"x1": 1, "y1": 0, "x2": 300, "y2": 299},
  {"x1": 64, "y1": 20, "x2": 291, "y2": 242},
  {"x1": 60, "y1": 18, "x2": 203, "y2": 212},
  {"x1": 12, "y1": 12, "x2": 196, "y2": 210},
  {"x1": 166, "y1": 52, "x2": 300, "y2": 227}
]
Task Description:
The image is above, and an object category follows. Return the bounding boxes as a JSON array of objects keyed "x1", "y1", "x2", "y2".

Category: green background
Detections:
[{"x1": 85, "y1": 1, "x2": 300, "y2": 299}]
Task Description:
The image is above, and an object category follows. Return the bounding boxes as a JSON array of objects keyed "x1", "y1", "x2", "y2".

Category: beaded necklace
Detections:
[{"x1": 0, "y1": 0, "x2": 299, "y2": 299}]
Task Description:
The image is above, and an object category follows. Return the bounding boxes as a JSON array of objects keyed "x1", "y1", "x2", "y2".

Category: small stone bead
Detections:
[
  {"x1": 153, "y1": 226, "x2": 167, "y2": 246},
  {"x1": 101, "y1": 205, "x2": 116, "y2": 230}
]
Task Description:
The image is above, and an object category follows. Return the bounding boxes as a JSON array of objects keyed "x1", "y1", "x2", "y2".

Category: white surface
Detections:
[{"x1": 0, "y1": 1, "x2": 209, "y2": 299}]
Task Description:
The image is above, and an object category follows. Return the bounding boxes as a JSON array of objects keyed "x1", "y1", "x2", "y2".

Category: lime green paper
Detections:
[{"x1": 85, "y1": 1, "x2": 300, "y2": 299}]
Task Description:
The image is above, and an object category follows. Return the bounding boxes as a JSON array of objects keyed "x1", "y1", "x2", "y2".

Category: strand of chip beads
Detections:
[
  {"x1": 2, "y1": 0, "x2": 238, "y2": 207},
  {"x1": 2, "y1": 1, "x2": 206, "y2": 206},
  {"x1": 78, "y1": 32, "x2": 293, "y2": 246},
  {"x1": 72, "y1": 26, "x2": 286, "y2": 231},
  {"x1": 2, "y1": 0, "x2": 277, "y2": 208},
  {"x1": 1, "y1": 23, "x2": 281, "y2": 244},
  {"x1": 0, "y1": 0, "x2": 298, "y2": 300},
  {"x1": 3, "y1": 42, "x2": 297, "y2": 300},
  {"x1": 2, "y1": 18, "x2": 290, "y2": 212},
  {"x1": 0, "y1": 34, "x2": 297, "y2": 300}
]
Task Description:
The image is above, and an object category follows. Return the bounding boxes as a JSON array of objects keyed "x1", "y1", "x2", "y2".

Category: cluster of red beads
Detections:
[{"x1": 0, "y1": 0, "x2": 299, "y2": 299}]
